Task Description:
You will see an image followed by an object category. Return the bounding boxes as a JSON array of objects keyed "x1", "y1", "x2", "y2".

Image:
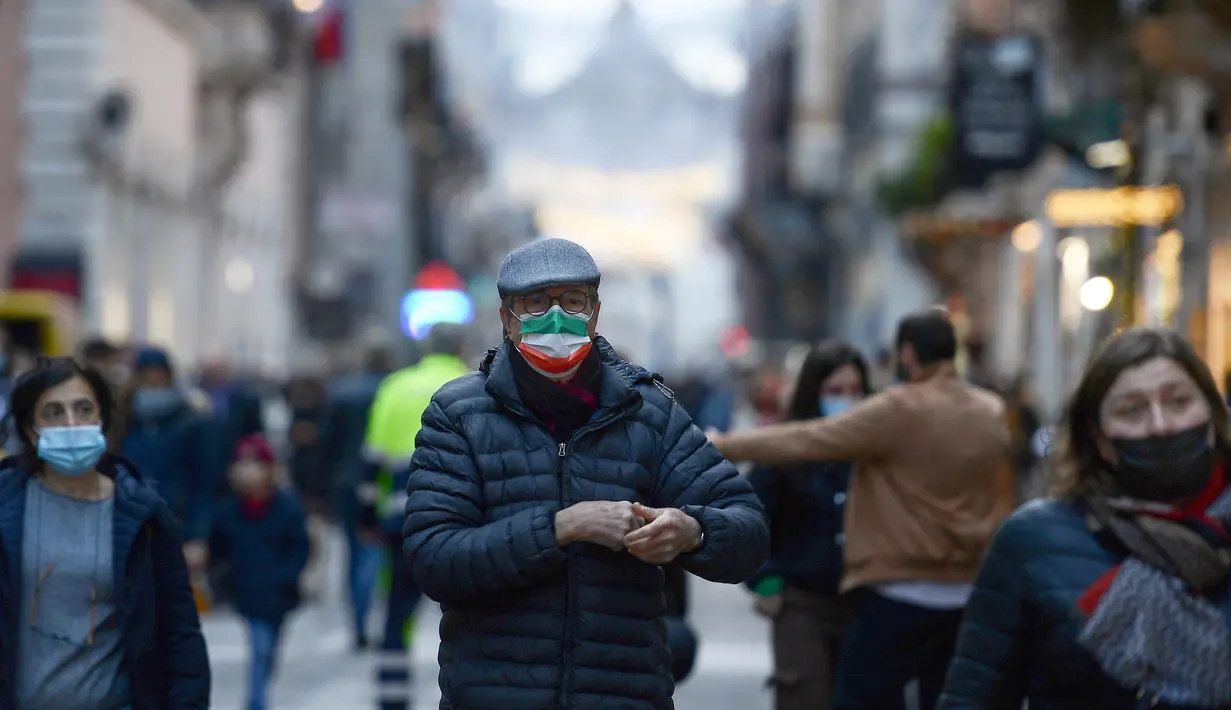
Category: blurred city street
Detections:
[{"x1": 204, "y1": 533, "x2": 772, "y2": 709}]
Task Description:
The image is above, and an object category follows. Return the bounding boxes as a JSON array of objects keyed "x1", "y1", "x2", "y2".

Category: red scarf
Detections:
[
  {"x1": 1077, "y1": 460, "x2": 1227, "y2": 615},
  {"x1": 240, "y1": 495, "x2": 272, "y2": 520}
]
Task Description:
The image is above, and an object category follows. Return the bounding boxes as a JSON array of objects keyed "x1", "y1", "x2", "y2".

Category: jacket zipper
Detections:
[
  {"x1": 556, "y1": 409, "x2": 627, "y2": 710},
  {"x1": 499, "y1": 399, "x2": 636, "y2": 710},
  {"x1": 557, "y1": 440, "x2": 574, "y2": 710}
]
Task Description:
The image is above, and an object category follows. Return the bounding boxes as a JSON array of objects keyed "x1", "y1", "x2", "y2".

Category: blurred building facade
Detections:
[
  {"x1": 733, "y1": 0, "x2": 939, "y2": 352},
  {"x1": 733, "y1": 0, "x2": 1231, "y2": 418},
  {"x1": 1129, "y1": 3, "x2": 1231, "y2": 388},
  {"x1": 19, "y1": 0, "x2": 301, "y2": 372},
  {"x1": 0, "y1": 0, "x2": 23, "y2": 276}
]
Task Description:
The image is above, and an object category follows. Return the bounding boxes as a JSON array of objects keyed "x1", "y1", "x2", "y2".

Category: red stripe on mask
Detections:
[{"x1": 518, "y1": 341, "x2": 592, "y2": 376}]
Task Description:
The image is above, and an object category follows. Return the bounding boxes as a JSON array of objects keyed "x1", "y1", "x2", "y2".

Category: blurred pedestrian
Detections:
[
  {"x1": 324, "y1": 345, "x2": 392, "y2": 651},
  {"x1": 210, "y1": 434, "x2": 309, "y2": 710},
  {"x1": 78, "y1": 337, "x2": 128, "y2": 389},
  {"x1": 120, "y1": 347, "x2": 222, "y2": 583},
  {"x1": 747, "y1": 340, "x2": 871, "y2": 710},
  {"x1": 284, "y1": 374, "x2": 332, "y2": 603},
  {"x1": 402, "y1": 238, "x2": 769, "y2": 709},
  {"x1": 199, "y1": 356, "x2": 266, "y2": 481},
  {"x1": 359, "y1": 325, "x2": 470, "y2": 708},
  {"x1": 0, "y1": 356, "x2": 209, "y2": 708},
  {"x1": 942, "y1": 328, "x2": 1231, "y2": 709},
  {"x1": 712, "y1": 310, "x2": 1013, "y2": 710}
]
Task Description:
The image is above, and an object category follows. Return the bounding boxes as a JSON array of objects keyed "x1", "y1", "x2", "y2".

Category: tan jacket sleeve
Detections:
[{"x1": 716, "y1": 391, "x2": 907, "y2": 465}]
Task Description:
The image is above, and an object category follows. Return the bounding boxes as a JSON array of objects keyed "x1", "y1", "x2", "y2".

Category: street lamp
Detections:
[
  {"x1": 1011, "y1": 220, "x2": 1040, "y2": 252},
  {"x1": 1079, "y1": 276, "x2": 1115, "y2": 311}
]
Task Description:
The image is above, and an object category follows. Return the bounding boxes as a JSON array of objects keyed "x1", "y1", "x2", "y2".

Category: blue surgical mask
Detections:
[
  {"x1": 37, "y1": 425, "x2": 107, "y2": 477},
  {"x1": 132, "y1": 387, "x2": 181, "y2": 417},
  {"x1": 820, "y1": 396, "x2": 856, "y2": 418}
]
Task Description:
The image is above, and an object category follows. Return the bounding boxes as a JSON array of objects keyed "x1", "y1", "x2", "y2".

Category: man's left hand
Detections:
[{"x1": 623, "y1": 503, "x2": 702, "y2": 565}]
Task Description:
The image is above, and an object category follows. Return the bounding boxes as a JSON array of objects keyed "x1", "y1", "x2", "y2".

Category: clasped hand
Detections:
[{"x1": 555, "y1": 501, "x2": 701, "y2": 565}]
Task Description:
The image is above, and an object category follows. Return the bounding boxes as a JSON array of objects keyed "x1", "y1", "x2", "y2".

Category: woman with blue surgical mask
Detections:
[
  {"x1": 0, "y1": 356, "x2": 208, "y2": 709},
  {"x1": 746, "y1": 340, "x2": 871, "y2": 710}
]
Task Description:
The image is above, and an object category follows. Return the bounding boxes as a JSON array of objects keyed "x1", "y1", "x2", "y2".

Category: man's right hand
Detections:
[{"x1": 555, "y1": 501, "x2": 645, "y2": 550}]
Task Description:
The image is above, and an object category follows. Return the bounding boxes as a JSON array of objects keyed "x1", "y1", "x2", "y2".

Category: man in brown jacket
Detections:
[{"x1": 711, "y1": 310, "x2": 1014, "y2": 710}]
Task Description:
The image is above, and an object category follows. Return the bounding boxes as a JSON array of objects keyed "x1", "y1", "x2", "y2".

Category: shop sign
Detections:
[
  {"x1": 1045, "y1": 186, "x2": 1183, "y2": 227},
  {"x1": 949, "y1": 33, "x2": 1044, "y2": 189}
]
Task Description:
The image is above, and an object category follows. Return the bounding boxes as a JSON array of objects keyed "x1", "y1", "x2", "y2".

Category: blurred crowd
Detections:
[{"x1": 2, "y1": 233, "x2": 1226, "y2": 710}]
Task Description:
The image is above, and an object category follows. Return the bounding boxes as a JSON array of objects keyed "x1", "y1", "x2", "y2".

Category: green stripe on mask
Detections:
[{"x1": 519, "y1": 309, "x2": 589, "y2": 337}]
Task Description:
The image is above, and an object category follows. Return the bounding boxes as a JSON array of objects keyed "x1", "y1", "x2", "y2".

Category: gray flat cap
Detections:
[{"x1": 497, "y1": 238, "x2": 601, "y2": 297}]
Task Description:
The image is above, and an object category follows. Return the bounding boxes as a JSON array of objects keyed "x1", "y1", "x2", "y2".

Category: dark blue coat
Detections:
[
  {"x1": 122, "y1": 396, "x2": 220, "y2": 542},
  {"x1": 0, "y1": 455, "x2": 211, "y2": 709},
  {"x1": 325, "y1": 372, "x2": 384, "y2": 524},
  {"x1": 941, "y1": 498, "x2": 1231, "y2": 710},
  {"x1": 402, "y1": 339, "x2": 770, "y2": 710},
  {"x1": 747, "y1": 460, "x2": 850, "y2": 596},
  {"x1": 210, "y1": 490, "x2": 310, "y2": 624}
]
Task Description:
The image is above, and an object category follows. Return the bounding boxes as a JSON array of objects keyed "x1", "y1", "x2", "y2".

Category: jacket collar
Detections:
[{"x1": 482, "y1": 336, "x2": 651, "y2": 422}]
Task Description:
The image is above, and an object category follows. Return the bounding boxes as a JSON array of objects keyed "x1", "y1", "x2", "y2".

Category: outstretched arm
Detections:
[{"x1": 713, "y1": 391, "x2": 904, "y2": 465}]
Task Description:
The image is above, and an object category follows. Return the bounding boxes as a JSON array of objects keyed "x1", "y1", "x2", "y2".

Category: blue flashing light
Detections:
[{"x1": 401, "y1": 288, "x2": 474, "y2": 340}]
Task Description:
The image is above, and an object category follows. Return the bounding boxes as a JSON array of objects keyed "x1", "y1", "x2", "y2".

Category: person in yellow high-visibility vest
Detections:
[{"x1": 357, "y1": 323, "x2": 471, "y2": 710}]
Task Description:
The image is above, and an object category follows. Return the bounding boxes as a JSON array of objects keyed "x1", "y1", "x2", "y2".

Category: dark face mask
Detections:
[{"x1": 1108, "y1": 422, "x2": 1215, "y2": 503}]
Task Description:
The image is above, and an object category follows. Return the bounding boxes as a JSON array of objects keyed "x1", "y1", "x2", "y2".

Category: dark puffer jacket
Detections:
[
  {"x1": 403, "y1": 338, "x2": 770, "y2": 710},
  {"x1": 941, "y1": 498, "x2": 1231, "y2": 710}
]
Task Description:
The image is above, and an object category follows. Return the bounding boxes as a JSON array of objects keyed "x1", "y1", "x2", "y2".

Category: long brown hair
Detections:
[{"x1": 1050, "y1": 327, "x2": 1231, "y2": 497}]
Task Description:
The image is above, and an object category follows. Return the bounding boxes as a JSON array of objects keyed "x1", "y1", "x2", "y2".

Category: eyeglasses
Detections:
[
  {"x1": 514, "y1": 290, "x2": 592, "y2": 317},
  {"x1": 30, "y1": 564, "x2": 99, "y2": 645}
]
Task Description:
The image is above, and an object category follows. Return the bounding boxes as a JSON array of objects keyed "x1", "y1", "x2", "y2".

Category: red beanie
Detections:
[{"x1": 233, "y1": 434, "x2": 275, "y2": 465}]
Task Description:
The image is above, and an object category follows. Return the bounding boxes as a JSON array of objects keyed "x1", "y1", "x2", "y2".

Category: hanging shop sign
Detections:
[{"x1": 949, "y1": 32, "x2": 1044, "y2": 189}]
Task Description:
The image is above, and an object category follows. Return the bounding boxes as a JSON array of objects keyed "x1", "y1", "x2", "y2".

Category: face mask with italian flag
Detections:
[{"x1": 516, "y1": 305, "x2": 593, "y2": 380}]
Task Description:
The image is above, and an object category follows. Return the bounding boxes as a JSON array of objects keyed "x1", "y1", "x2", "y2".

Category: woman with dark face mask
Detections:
[{"x1": 941, "y1": 328, "x2": 1231, "y2": 709}]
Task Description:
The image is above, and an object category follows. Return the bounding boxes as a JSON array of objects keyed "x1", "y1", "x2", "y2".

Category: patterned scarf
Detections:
[{"x1": 1077, "y1": 461, "x2": 1231, "y2": 707}]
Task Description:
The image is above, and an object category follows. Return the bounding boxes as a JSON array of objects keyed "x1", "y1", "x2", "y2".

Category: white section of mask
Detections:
[{"x1": 521, "y1": 332, "x2": 591, "y2": 359}]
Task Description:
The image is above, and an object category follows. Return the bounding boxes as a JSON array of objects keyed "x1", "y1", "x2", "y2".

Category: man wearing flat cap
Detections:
[{"x1": 402, "y1": 237, "x2": 769, "y2": 709}]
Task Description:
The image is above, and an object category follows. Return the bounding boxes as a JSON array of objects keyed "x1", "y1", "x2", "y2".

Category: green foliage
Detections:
[{"x1": 875, "y1": 114, "x2": 955, "y2": 216}]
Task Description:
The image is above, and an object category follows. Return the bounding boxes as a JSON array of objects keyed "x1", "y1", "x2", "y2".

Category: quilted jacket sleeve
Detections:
[
  {"x1": 654, "y1": 399, "x2": 770, "y2": 584},
  {"x1": 939, "y1": 515, "x2": 1031, "y2": 709},
  {"x1": 402, "y1": 400, "x2": 567, "y2": 604}
]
